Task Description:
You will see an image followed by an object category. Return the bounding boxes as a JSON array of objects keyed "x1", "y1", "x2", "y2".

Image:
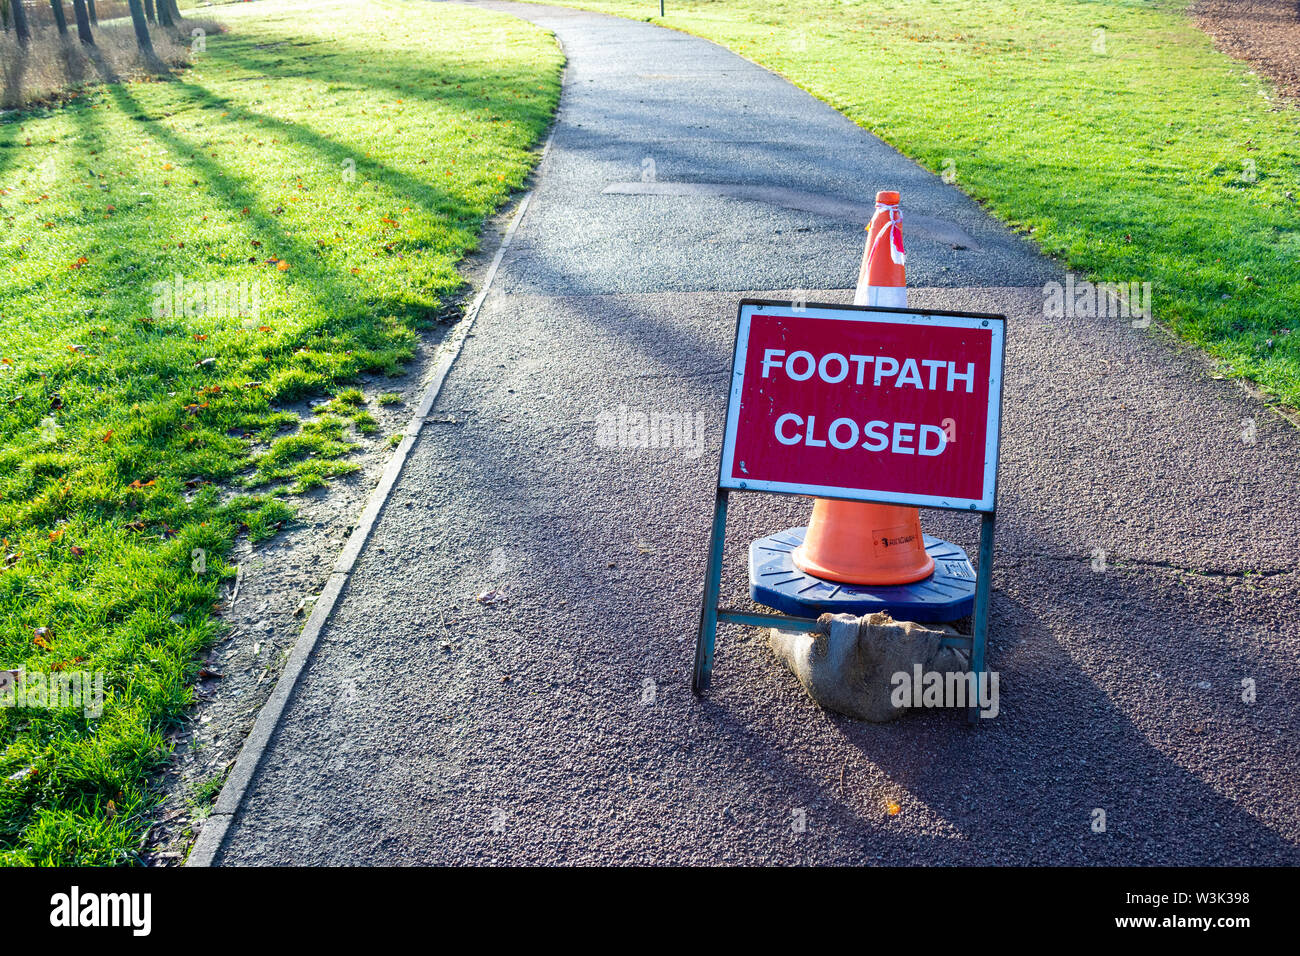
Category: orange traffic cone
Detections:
[{"x1": 790, "y1": 190, "x2": 935, "y2": 587}]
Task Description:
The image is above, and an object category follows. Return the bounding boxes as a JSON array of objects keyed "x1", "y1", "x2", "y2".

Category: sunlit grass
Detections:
[{"x1": 0, "y1": 0, "x2": 561, "y2": 864}]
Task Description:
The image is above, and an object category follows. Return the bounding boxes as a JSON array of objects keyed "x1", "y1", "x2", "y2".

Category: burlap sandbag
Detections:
[{"x1": 769, "y1": 611, "x2": 969, "y2": 722}]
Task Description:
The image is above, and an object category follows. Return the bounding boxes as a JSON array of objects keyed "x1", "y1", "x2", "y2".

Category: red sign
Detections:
[{"x1": 719, "y1": 300, "x2": 1005, "y2": 511}]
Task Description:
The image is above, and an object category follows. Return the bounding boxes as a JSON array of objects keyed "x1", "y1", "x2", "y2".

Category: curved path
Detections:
[{"x1": 208, "y1": 1, "x2": 1300, "y2": 865}]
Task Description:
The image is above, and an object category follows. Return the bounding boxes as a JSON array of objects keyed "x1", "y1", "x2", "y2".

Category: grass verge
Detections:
[
  {"x1": 0, "y1": 0, "x2": 561, "y2": 864},
  {"x1": 537, "y1": 0, "x2": 1300, "y2": 406}
]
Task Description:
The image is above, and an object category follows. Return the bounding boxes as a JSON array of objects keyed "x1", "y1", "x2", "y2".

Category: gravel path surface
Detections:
[
  {"x1": 210, "y1": 1, "x2": 1300, "y2": 865},
  {"x1": 1195, "y1": 0, "x2": 1300, "y2": 103}
]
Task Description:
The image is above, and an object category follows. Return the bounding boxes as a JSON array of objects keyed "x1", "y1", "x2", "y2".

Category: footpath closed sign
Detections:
[{"x1": 719, "y1": 299, "x2": 1005, "y2": 511}]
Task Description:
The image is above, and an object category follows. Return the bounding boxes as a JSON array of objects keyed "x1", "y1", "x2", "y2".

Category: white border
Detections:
[{"x1": 719, "y1": 302, "x2": 1004, "y2": 512}]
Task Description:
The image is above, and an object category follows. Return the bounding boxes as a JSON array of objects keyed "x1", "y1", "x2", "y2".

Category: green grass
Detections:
[
  {"x1": 540, "y1": 0, "x2": 1300, "y2": 406},
  {"x1": 188, "y1": 774, "x2": 224, "y2": 820},
  {"x1": 0, "y1": 0, "x2": 561, "y2": 864}
]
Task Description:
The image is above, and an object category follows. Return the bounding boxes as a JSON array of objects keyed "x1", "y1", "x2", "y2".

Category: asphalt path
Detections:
[{"x1": 212, "y1": 1, "x2": 1300, "y2": 864}]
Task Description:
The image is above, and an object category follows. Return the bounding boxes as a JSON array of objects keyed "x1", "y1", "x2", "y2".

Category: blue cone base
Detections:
[{"x1": 749, "y1": 526, "x2": 976, "y2": 623}]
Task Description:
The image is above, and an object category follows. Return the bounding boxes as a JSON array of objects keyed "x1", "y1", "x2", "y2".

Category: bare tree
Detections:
[
  {"x1": 142, "y1": 0, "x2": 155, "y2": 24},
  {"x1": 10, "y1": 0, "x2": 32, "y2": 46},
  {"x1": 156, "y1": 0, "x2": 173, "y2": 29},
  {"x1": 88, "y1": 0, "x2": 97, "y2": 26},
  {"x1": 49, "y1": 0, "x2": 69, "y2": 36},
  {"x1": 71, "y1": 0, "x2": 92, "y2": 44},
  {"x1": 125, "y1": 0, "x2": 158, "y2": 62}
]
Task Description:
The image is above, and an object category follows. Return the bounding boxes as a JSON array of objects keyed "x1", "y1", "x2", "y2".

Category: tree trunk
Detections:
[
  {"x1": 156, "y1": 0, "x2": 172, "y2": 29},
  {"x1": 49, "y1": 0, "x2": 68, "y2": 35},
  {"x1": 125, "y1": 0, "x2": 157, "y2": 61},
  {"x1": 88, "y1": 0, "x2": 97, "y2": 26},
  {"x1": 142, "y1": 0, "x2": 155, "y2": 23},
  {"x1": 11, "y1": 0, "x2": 31, "y2": 45},
  {"x1": 166, "y1": 0, "x2": 181, "y2": 22},
  {"x1": 71, "y1": 0, "x2": 93, "y2": 43}
]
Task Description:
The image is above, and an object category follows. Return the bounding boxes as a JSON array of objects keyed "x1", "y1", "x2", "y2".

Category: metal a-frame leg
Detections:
[
  {"x1": 967, "y1": 510, "x2": 996, "y2": 724},
  {"x1": 692, "y1": 488, "x2": 729, "y2": 695}
]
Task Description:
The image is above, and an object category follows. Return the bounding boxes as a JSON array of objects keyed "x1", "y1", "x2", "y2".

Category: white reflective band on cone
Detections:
[{"x1": 856, "y1": 285, "x2": 908, "y2": 308}]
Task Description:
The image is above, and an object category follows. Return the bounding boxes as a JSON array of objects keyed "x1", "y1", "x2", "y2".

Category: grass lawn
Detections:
[
  {"x1": 0, "y1": 0, "x2": 561, "y2": 864},
  {"x1": 537, "y1": 0, "x2": 1300, "y2": 407}
]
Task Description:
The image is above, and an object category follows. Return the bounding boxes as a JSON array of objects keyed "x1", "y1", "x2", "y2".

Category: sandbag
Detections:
[{"x1": 769, "y1": 611, "x2": 970, "y2": 722}]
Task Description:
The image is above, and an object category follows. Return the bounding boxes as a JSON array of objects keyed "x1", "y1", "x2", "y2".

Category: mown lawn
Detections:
[
  {"x1": 0, "y1": 0, "x2": 561, "y2": 864},
  {"x1": 540, "y1": 0, "x2": 1300, "y2": 407}
]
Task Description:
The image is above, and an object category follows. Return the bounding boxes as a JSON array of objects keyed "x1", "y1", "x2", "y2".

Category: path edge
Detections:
[{"x1": 184, "y1": 118, "x2": 559, "y2": 867}]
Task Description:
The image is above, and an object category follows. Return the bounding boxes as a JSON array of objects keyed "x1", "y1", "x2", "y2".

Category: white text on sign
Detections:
[
  {"x1": 760, "y1": 348, "x2": 974, "y2": 458},
  {"x1": 760, "y1": 349, "x2": 976, "y2": 392}
]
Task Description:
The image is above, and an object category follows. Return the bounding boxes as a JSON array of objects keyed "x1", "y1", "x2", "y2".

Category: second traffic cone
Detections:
[{"x1": 790, "y1": 190, "x2": 935, "y2": 587}]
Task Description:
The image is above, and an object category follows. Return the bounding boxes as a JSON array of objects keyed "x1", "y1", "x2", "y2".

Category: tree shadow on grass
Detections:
[
  {"x1": 164, "y1": 77, "x2": 494, "y2": 267},
  {"x1": 196, "y1": 32, "x2": 557, "y2": 125},
  {"x1": 99, "y1": 79, "x2": 468, "y2": 352}
]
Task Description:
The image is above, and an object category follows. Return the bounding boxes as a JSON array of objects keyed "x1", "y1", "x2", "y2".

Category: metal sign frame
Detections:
[
  {"x1": 720, "y1": 301, "x2": 1005, "y2": 510},
  {"x1": 692, "y1": 298, "x2": 1007, "y2": 723}
]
